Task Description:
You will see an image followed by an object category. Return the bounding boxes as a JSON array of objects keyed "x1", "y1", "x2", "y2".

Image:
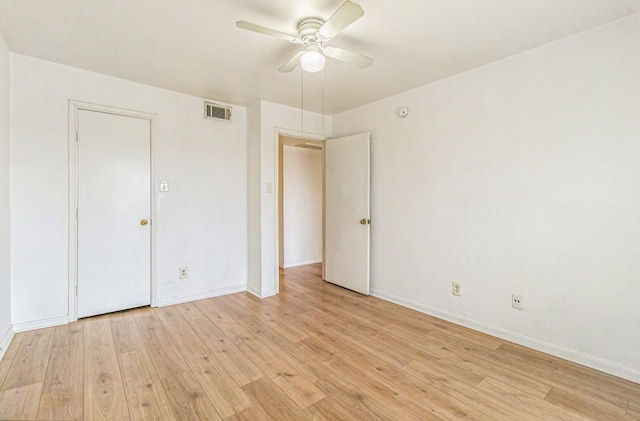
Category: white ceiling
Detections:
[{"x1": 1, "y1": 0, "x2": 639, "y2": 114}]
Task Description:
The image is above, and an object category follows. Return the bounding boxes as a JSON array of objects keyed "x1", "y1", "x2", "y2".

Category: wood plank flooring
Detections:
[{"x1": 0, "y1": 263, "x2": 639, "y2": 420}]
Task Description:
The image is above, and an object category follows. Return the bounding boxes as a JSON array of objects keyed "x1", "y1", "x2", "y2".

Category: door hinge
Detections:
[
  {"x1": 75, "y1": 209, "x2": 78, "y2": 219},
  {"x1": 75, "y1": 284, "x2": 78, "y2": 296},
  {"x1": 75, "y1": 131, "x2": 78, "y2": 142}
]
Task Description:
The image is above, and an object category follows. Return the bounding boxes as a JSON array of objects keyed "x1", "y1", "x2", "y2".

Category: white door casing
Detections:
[
  {"x1": 324, "y1": 132, "x2": 371, "y2": 295},
  {"x1": 76, "y1": 109, "x2": 152, "y2": 318}
]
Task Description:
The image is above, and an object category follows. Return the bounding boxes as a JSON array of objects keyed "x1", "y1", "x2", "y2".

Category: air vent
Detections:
[{"x1": 204, "y1": 102, "x2": 232, "y2": 122}]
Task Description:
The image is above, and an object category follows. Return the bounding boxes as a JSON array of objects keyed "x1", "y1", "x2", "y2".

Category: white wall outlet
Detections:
[
  {"x1": 512, "y1": 294, "x2": 523, "y2": 310},
  {"x1": 452, "y1": 281, "x2": 461, "y2": 296},
  {"x1": 179, "y1": 267, "x2": 188, "y2": 279}
]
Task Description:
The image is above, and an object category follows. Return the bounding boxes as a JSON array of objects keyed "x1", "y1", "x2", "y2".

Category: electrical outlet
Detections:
[
  {"x1": 179, "y1": 267, "x2": 188, "y2": 279},
  {"x1": 512, "y1": 294, "x2": 523, "y2": 310},
  {"x1": 452, "y1": 281, "x2": 461, "y2": 296}
]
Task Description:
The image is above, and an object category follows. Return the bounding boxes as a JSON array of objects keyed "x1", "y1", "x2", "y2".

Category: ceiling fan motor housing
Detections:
[{"x1": 298, "y1": 18, "x2": 325, "y2": 45}]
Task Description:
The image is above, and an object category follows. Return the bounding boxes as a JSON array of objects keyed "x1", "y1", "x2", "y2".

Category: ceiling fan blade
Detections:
[
  {"x1": 278, "y1": 51, "x2": 305, "y2": 72},
  {"x1": 318, "y1": 1, "x2": 364, "y2": 40},
  {"x1": 236, "y1": 21, "x2": 299, "y2": 43},
  {"x1": 323, "y1": 46, "x2": 373, "y2": 68}
]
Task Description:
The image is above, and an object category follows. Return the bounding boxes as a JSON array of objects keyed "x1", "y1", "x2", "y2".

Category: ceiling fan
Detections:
[{"x1": 236, "y1": 1, "x2": 373, "y2": 73}]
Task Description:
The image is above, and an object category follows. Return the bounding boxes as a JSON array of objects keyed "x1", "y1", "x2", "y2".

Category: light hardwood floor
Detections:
[{"x1": 0, "y1": 263, "x2": 639, "y2": 420}]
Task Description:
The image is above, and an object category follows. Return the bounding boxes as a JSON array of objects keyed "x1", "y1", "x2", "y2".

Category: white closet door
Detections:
[{"x1": 77, "y1": 110, "x2": 151, "y2": 318}]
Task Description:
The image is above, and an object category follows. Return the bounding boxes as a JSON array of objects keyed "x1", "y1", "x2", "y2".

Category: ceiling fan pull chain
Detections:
[
  {"x1": 322, "y1": 67, "x2": 324, "y2": 130},
  {"x1": 301, "y1": 67, "x2": 304, "y2": 133}
]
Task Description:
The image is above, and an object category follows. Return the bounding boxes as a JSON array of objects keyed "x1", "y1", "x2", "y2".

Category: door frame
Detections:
[
  {"x1": 67, "y1": 100, "x2": 158, "y2": 322},
  {"x1": 273, "y1": 128, "x2": 327, "y2": 294}
]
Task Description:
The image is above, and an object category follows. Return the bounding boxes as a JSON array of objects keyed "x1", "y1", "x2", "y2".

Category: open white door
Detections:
[
  {"x1": 77, "y1": 110, "x2": 151, "y2": 318},
  {"x1": 324, "y1": 132, "x2": 370, "y2": 295}
]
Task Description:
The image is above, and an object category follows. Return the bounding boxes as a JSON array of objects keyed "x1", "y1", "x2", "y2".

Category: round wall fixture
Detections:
[{"x1": 398, "y1": 106, "x2": 409, "y2": 118}]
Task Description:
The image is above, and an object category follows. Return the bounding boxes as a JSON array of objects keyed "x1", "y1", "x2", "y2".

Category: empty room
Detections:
[{"x1": 0, "y1": 0, "x2": 639, "y2": 419}]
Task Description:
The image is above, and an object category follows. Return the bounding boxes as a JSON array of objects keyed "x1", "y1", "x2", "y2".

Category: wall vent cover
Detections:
[{"x1": 204, "y1": 102, "x2": 232, "y2": 122}]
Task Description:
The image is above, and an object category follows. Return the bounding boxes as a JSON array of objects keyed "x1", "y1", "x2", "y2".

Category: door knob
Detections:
[
  {"x1": 140, "y1": 219, "x2": 149, "y2": 226},
  {"x1": 359, "y1": 218, "x2": 370, "y2": 225}
]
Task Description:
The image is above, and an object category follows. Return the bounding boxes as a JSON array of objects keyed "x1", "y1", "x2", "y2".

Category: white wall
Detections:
[
  {"x1": 10, "y1": 54, "x2": 247, "y2": 328},
  {"x1": 282, "y1": 145, "x2": 322, "y2": 267},
  {"x1": 246, "y1": 102, "x2": 262, "y2": 297},
  {"x1": 246, "y1": 101, "x2": 330, "y2": 297},
  {"x1": 332, "y1": 15, "x2": 640, "y2": 382},
  {"x1": 0, "y1": 33, "x2": 12, "y2": 358}
]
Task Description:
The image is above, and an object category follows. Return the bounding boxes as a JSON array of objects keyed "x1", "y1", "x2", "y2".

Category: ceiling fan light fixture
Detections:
[{"x1": 300, "y1": 47, "x2": 325, "y2": 72}]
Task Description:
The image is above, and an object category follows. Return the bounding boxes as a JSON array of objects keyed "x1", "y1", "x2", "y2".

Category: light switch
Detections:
[
  {"x1": 160, "y1": 180, "x2": 169, "y2": 192},
  {"x1": 266, "y1": 182, "x2": 273, "y2": 193}
]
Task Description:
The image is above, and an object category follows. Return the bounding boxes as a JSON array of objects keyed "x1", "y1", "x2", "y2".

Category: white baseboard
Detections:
[
  {"x1": 0, "y1": 325, "x2": 15, "y2": 361},
  {"x1": 157, "y1": 284, "x2": 247, "y2": 307},
  {"x1": 260, "y1": 289, "x2": 277, "y2": 298},
  {"x1": 282, "y1": 260, "x2": 322, "y2": 269},
  {"x1": 247, "y1": 286, "x2": 261, "y2": 298},
  {"x1": 247, "y1": 287, "x2": 277, "y2": 299},
  {"x1": 12, "y1": 315, "x2": 69, "y2": 333},
  {"x1": 370, "y1": 288, "x2": 640, "y2": 384}
]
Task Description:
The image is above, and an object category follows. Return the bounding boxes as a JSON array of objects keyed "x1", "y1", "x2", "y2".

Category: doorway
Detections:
[
  {"x1": 68, "y1": 101, "x2": 157, "y2": 320},
  {"x1": 278, "y1": 135, "x2": 324, "y2": 270},
  {"x1": 274, "y1": 131, "x2": 371, "y2": 296}
]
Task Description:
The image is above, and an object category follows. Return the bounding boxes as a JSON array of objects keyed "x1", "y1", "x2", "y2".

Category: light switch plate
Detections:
[{"x1": 160, "y1": 180, "x2": 169, "y2": 192}]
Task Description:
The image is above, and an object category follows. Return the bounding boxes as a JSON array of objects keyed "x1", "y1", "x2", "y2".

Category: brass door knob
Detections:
[
  {"x1": 359, "y1": 218, "x2": 370, "y2": 225},
  {"x1": 140, "y1": 219, "x2": 149, "y2": 226}
]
